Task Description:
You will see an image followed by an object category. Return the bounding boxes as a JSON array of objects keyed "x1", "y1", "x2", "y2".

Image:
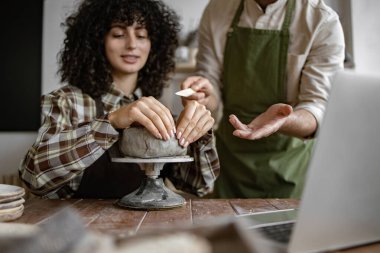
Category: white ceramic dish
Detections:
[
  {"x1": 0, "y1": 197, "x2": 25, "y2": 210},
  {"x1": 0, "y1": 204, "x2": 24, "y2": 222},
  {"x1": 0, "y1": 184, "x2": 25, "y2": 203}
]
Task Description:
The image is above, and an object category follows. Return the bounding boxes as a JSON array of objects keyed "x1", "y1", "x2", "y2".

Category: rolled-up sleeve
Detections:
[
  {"x1": 19, "y1": 89, "x2": 119, "y2": 197},
  {"x1": 294, "y1": 11, "x2": 345, "y2": 125}
]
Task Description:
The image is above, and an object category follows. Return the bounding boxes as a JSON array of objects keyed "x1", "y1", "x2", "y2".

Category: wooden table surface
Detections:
[{"x1": 9, "y1": 198, "x2": 380, "y2": 252}]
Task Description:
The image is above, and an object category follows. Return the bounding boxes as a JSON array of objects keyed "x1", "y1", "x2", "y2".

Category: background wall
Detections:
[
  {"x1": 325, "y1": 0, "x2": 353, "y2": 67},
  {"x1": 1, "y1": 0, "x2": 380, "y2": 178},
  {"x1": 0, "y1": 133, "x2": 38, "y2": 175},
  {"x1": 350, "y1": 0, "x2": 380, "y2": 75}
]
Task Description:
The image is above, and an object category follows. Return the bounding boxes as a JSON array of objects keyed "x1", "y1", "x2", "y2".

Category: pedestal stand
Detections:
[{"x1": 112, "y1": 156, "x2": 194, "y2": 210}]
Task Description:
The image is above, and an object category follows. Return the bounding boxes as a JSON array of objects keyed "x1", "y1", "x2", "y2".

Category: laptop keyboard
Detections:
[{"x1": 256, "y1": 222, "x2": 294, "y2": 244}]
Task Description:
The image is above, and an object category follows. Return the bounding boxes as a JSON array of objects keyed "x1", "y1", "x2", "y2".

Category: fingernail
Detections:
[
  {"x1": 184, "y1": 141, "x2": 189, "y2": 148},
  {"x1": 157, "y1": 133, "x2": 163, "y2": 139},
  {"x1": 170, "y1": 130, "x2": 174, "y2": 138},
  {"x1": 177, "y1": 131, "x2": 182, "y2": 139},
  {"x1": 166, "y1": 133, "x2": 171, "y2": 141},
  {"x1": 180, "y1": 138, "x2": 185, "y2": 146},
  {"x1": 173, "y1": 128, "x2": 176, "y2": 134}
]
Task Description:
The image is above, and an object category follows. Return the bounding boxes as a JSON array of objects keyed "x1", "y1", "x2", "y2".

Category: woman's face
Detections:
[{"x1": 105, "y1": 22, "x2": 151, "y2": 78}]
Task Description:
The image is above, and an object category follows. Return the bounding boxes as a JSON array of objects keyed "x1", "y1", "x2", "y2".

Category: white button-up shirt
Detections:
[{"x1": 196, "y1": 0, "x2": 345, "y2": 125}]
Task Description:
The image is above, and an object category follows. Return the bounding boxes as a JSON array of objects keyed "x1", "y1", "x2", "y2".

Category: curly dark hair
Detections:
[{"x1": 58, "y1": 0, "x2": 180, "y2": 98}]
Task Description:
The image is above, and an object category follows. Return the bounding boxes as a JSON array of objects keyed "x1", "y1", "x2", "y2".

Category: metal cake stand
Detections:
[{"x1": 111, "y1": 156, "x2": 194, "y2": 210}]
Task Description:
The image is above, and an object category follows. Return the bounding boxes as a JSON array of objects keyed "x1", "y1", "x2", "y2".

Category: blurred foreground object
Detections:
[
  {"x1": 0, "y1": 184, "x2": 25, "y2": 221},
  {"x1": 0, "y1": 206, "x2": 286, "y2": 253}
]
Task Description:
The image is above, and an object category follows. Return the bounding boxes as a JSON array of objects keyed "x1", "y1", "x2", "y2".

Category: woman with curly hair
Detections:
[{"x1": 19, "y1": 0, "x2": 219, "y2": 199}]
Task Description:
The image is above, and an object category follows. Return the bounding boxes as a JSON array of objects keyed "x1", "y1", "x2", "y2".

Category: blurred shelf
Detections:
[{"x1": 175, "y1": 62, "x2": 196, "y2": 73}]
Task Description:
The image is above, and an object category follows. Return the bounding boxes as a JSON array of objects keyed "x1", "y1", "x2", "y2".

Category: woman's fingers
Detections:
[
  {"x1": 178, "y1": 105, "x2": 203, "y2": 146},
  {"x1": 176, "y1": 101, "x2": 197, "y2": 140},
  {"x1": 148, "y1": 97, "x2": 176, "y2": 137},
  {"x1": 111, "y1": 97, "x2": 175, "y2": 140},
  {"x1": 185, "y1": 111, "x2": 214, "y2": 144},
  {"x1": 129, "y1": 108, "x2": 163, "y2": 139},
  {"x1": 134, "y1": 97, "x2": 175, "y2": 140},
  {"x1": 176, "y1": 101, "x2": 214, "y2": 147}
]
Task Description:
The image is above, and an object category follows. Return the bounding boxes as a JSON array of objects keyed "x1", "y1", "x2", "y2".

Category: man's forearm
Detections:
[{"x1": 280, "y1": 109, "x2": 318, "y2": 138}]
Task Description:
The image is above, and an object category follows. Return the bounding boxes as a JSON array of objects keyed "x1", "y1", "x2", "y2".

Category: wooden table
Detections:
[{"x1": 10, "y1": 198, "x2": 380, "y2": 252}]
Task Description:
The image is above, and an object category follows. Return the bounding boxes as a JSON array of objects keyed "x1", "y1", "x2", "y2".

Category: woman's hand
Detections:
[
  {"x1": 229, "y1": 103, "x2": 293, "y2": 140},
  {"x1": 176, "y1": 100, "x2": 215, "y2": 147},
  {"x1": 108, "y1": 96, "x2": 176, "y2": 140}
]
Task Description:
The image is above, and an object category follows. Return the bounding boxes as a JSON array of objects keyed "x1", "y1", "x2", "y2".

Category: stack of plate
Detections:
[{"x1": 0, "y1": 184, "x2": 25, "y2": 222}]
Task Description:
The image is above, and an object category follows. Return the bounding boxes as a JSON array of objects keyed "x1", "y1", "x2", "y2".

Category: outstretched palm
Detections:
[{"x1": 229, "y1": 103, "x2": 293, "y2": 140}]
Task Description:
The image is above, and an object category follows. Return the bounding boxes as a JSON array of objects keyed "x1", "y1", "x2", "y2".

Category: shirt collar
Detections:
[
  {"x1": 254, "y1": 0, "x2": 287, "y2": 14},
  {"x1": 101, "y1": 83, "x2": 142, "y2": 111}
]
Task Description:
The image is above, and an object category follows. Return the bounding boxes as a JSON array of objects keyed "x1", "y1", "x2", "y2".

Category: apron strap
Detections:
[
  {"x1": 281, "y1": 0, "x2": 295, "y2": 31},
  {"x1": 230, "y1": 0, "x2": 245, "y2": 31}
]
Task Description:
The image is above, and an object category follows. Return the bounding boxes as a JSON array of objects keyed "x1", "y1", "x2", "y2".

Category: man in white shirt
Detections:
[{"x1": 180, "y1": 0, "x2": 345, "y2": 198}]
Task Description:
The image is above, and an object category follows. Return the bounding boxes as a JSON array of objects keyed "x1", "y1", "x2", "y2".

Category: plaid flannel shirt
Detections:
[{"x1": 19, "y1": 84, "x2": 220, "y2": 198}]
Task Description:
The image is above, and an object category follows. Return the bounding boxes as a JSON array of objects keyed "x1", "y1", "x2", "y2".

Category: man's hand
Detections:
[
  {"x1": 180, "y1": 76, "x2": 216, "y2": 109},
  {"x1": 229, "y1": 103, "x2": 293, "y2": 140}
]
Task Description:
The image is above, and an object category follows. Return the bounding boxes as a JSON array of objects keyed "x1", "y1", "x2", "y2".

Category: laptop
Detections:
[{"x1": 238, "y1": 71, "x2": 380, "y2": 253}]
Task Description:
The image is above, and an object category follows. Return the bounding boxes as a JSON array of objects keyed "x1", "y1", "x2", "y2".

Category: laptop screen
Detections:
[{"x1": 289, "y1": 71, "x2": 380, "y2": 252}]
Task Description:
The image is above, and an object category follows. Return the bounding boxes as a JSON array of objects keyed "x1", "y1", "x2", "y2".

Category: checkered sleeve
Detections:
[
  {"x1": 168, "y1": 130, "x2": 220, "y2": 197},
  {"x1": 19, "y1": 88, "x2": 119, "y2": 197}
]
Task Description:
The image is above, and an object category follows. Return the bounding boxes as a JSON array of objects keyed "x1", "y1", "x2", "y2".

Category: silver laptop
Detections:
[{"x1": 239, "y1": 71, "x2": 380, "y2": 253}]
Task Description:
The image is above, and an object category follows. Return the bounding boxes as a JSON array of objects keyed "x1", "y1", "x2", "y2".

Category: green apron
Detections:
[{"x1": 215, "y1": 0, "x2": 314, "y2": 198}]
